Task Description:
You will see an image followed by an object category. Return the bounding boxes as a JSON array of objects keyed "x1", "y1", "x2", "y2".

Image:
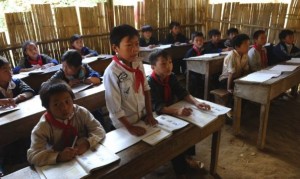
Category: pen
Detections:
[{"x1": 71, "y1": 136, "x2": 78, "y2": 148}]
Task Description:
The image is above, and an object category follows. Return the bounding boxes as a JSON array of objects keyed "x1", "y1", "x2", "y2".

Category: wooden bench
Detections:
[{"x1": 210, "y1": 89, "x2": 229, "y2": 106}]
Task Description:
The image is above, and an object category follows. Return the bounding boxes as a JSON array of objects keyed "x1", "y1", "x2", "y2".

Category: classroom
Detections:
[{"x1": 0, "y1": 0, "x2": 300, "y2": 178}]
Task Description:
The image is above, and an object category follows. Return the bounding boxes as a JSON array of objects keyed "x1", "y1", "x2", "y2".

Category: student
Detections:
[
  {"x1": 104, "y1": 24, "x2": 157, "y2": 136},
  {"x1": 185, "y1": 32, "x2": 205, "y2": 58},
  {"x1": 147, "y1": 49, "x2": 210, "y2": 178},
  {"x1": 224, "y1": 27, "x2": 239, "y2": 48},
  {"x1": 219, "y1": 34, "x2": 250, "y2": 94},
  {"x1": 27, "y1": 80, "x2": 105, "y2": 167},
  {"x1": 273, "y1": 29, "x2": 300, "y2": 63},
  {"x1": 0, "y1": 56, "x2": 35, "y2": 176},
  {"x1": 49, "y1": 50, "x2": 101, "y2": 87},
  {"x1": 203, "y1": 29, "x2": 229, "y2": 54},
  {"x1": 163, "y1": 21, "x2": 188, "y2": 45},
  {"x1": 248, "y1": 30, "x2": 268, "y2": 72},
  {"x1": 13, "y1": 41, "x2": 58, "y2": 74},
  {"x1": 139, "y1": 25, "x2": 159, "y2": 48},
  {"x1": 70, "y1": 34, "x2": 99, "y2": 58}
]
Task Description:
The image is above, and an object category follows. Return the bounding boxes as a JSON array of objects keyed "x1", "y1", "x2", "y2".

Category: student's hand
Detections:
[
  {"x1": 69, "y1": 79, "x2": 81, "y2": 87},
  {"x1": 195, "y1": 102, "x2": 211, "y2": 111},
  {"x1": 41, "y1": 63, "x2": 54, "y2": 69},
  {"x1": 148, "y1": 44, "x2": 156, "y2": 49},
  {"x1": 14, "y1": 94, "x2": 27, "y2": 103},
  {"x1": 31, "y1": 64, "x2": 41, "y2": 70},
  {"x1": 144, "y1": 115, "x2": 158, "y2": 126},
  {"x1": 57, "y1": 147, "x2": 78, "y2": 163},
  {"x1": 126, "y1": 125, "x2": 146, "y2": 136},
  {"x1": 0, "y1": 98, "x2": 16, "y2": 108},
  {"x1": 174, "y1": 42, "x2": 181, "y2": 46},
  {"x1": 74, "y1": 137, "x2": 90, "y2": 155},
  {"x1": 227, "y1": 89, "x2": 233, "y2": 94},
  {"x1": 177, "y1": 107, "x2": 193, "y2": 116}
]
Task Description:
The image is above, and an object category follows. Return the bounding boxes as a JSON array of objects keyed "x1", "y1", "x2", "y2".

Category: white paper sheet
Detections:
[{"x1": 269, "y1": 65, "x2": 299, "y2": 72}]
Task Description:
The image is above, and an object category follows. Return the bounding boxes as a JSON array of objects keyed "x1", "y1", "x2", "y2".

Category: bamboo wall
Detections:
[{"x1": 1, "y1": 1, "x2": 300, "y2": 67}]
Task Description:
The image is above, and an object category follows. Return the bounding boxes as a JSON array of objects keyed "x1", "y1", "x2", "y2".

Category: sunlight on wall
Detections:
[
  {"x1": 113, "y1": 0, "x2": 143, "y2": 6},
  {"x1": 209, "y1": 0, "x2": 290, "y2": 3}
]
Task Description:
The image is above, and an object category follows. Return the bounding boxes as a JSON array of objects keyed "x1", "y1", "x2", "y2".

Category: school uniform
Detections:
[
  {"x1": 104, "y1": 56, "x2": 150, "y2": 128},
  {"x1": 203, "y1": 40, "x2": 226, "y2": 54},
  {"x1": 163, "y1": 33, "x2": 188, "y2": 44},
  {"x1": 147, "y1": 72, "x2": 196, "y2": 175},
  {"x1": 248, "y1": 46, "x2": 268, "y2": 72},
  {"x1": 13, "y1": 54, "x2": 58, "y2": 74},
  {"x1": 0, "y1": 78, "x2": 35, "y2": 99},
  {"x1": 80, "y1": 47, "x2": 99, "y2": 57},
  {"x1": 272, "y1": 42, "x2": 300, "y2": 63},
  {"x1": 27, "y1": 104, "x2": 106, "y2": 167},
  {"x1": 139, "y1": 37, "x2": 159, "y2": 47}
]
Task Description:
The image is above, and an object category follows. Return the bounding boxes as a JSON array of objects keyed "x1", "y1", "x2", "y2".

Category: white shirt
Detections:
[{"x1": 104, "y1": 59, "x2": 150, "y2": 128}]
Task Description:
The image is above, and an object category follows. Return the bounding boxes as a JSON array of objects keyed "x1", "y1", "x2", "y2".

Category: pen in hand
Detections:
[{"x1": 71, "y1": 136, "x2": 78, "y2": 148}]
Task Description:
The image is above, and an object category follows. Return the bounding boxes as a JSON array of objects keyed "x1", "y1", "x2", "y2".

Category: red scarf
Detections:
[
  {"x1": 45, "y1": 112, "x2": 78, "y2": 147},
  {"x1": 193, "y1": 45, "x2": 202, "y2": 56},
  {"x1": 151, "y1": 71, "x2": 171, "y2": 102},
  {"x1": 113, "y1": 55, "x2": 144, "y2": 93},
  {"x1": 253, "y1": 44, "x2": 268, "y2": 68},
  {"x1": 28, "y1": 55, "x2": 43, "y2": 66}
]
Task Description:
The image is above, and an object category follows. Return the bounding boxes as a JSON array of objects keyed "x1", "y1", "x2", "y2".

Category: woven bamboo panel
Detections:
[
  {"x1": 114, "y1": 5, "x2": 134, "y2": 27},
  {"x1": 0, "y1": 32, "x2": 13, "y2": 66},
  {"x1": 285, "y1": 0, "x2": 300, "y2": 46},
  {"x1": 269, "y1": 3, "x2": 288, "y2": 45},
  {"x1": 137, "y1": 1, "x2": 145, "y2": 29}
]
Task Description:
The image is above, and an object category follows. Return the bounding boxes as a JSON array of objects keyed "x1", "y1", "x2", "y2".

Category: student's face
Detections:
[
  {"x1": 0, "y1": 64, "x2": 12, "y2": 83},
  {"x1": 143, "y1": 31, "x2": 152, "y2": 39},
  {"x1": 229, "y1": 32, "x2": 238, "y2": 40},
  {"x1": 113, "y1": 36, "x2": 140, "y2": 62},
  {"x1": 171, "y1": 26, "x2": 181, "y2": 35},
  {"x1": 48, "y1": 91, "x2": 74, "y2": 120},
  {"x1": 236, "y1": 40, "x2": 250, "y2": 54},
  {"x1": 72, "y1": 38, "x2": 84, "y2": 50},
  {"x1": 152, "y1": 56, "x2": 173, "y2": 77},
  {"x1": 193, "y1": 36, "x2": 204, "y2": 48},
  {"x1": 62, "y1": 62, "x2": 81, "y2": 76},
  {"x1": 25, "y1": 43, "x2": 39, "y2": 60},
  {"x1": 211, "y1": 35, "x2": 221, "y2": 43},
  {"x1": 283, "y1": 35, "x2": 294, "y2": 45},
  {"x1": 255, "y1": 33, "x2": 267, "y2": 46}
]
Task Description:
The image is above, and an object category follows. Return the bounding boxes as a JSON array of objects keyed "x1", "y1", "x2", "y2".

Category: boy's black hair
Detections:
[
  {"x1": 0, "y1": 56, "x2": 9, "y2": 68},
  {"x1": 141, "y1": 25, "x2": 153, "y2": 32},
  {"x1": 208, "y1": 29, "x2": 221, "y2": 38},
  {"x1": 191, "y1": 32, "x2": 204, "y2": 41},
  {"x1": 226, "y1": 28, "x2": 239, "y2": 36},
  {"x1": 148, "y1": 49, "x2": 171, "y2": 65},
  {"x1": 110, "y1": 24, "x2": 139, "y2": 47},
  {"x1": 279, "y1": 29, "x2": 294, "y2": 41},
  {"x1": 61, "y1": 50, "x2": 82, "y2": 68},
  {"x1": 70, "y1": 34, "x2": 82, "y2": 44},
  {"x1": 253, "y1": 30, "x2": 265, "y2": 40},
  {"x1": 40, "y1": 79, "x2": 75, "y2": 109},
  {"x1": 22, "y1": 40, "x2": 37, "y2": 57},
  {"x1": 169, "y1": 21, "x2": 180, "y2": 30},
  {"x1": 232, "y1": 34, "x2": 250, "y2": 49}
]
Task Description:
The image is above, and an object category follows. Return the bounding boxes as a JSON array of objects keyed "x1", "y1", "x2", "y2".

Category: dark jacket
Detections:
[
  {"x1": 139, "y1": 37, "x2": 159, "y2": 47},
  {"x1": 0, "y1": 78, "x2": 35, "y2": 98},
  {"x1": 163, "y1": 33, "x2": 188, "y2": 44}
]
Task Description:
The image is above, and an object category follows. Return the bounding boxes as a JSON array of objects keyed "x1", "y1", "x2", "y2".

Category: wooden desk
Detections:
[
  {"x1": 233, "y1": 64, "x2": 300, "y2": 149},
  {"x1": 4, "y1": 115, "x2": 225, "y2": 179},
  {"x1": 185, "y1": 56, "x2": 225, "y2": 100},
  {"x1": 12, "y1": 55, "x2": 113, "y2": 92}
]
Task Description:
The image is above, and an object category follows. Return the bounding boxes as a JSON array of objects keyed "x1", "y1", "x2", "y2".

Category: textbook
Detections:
[
  {"x1": 36, "y1": 144, "x2": 120, "y2": 179},
  {"x1": 72, "y1": 83, "x2": 93, "y2": 93},
  {"x1": 185, "y1": 53, "x2": 220, "y2": 60},
  {"x1": 0, "y1": 106, "x2": 20, "y2": 115}
]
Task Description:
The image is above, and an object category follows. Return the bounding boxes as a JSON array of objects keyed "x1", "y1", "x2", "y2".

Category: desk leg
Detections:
[
  {"x1": 233, "y1": 96, "x2": 242, "y2": 135},
  {"x1": 210, "y1": 129, "x2": 221, "y2": 176},
  {"x1": 204, "y1": 64, "x2": 210, "y2": 100},
  {"x1": 257, "y1": 103, "x2": 270, "y2": 149}
]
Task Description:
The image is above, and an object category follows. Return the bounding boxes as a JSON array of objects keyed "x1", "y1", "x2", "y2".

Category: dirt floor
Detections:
[{"x1": 145, "y1": 94, "x2": 300, "y2": 178}]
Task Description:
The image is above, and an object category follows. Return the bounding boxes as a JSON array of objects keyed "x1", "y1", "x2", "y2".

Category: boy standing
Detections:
[
  {"x1": 104, "y1": 24, "x2": 157, "y2": 136},
  {"x1": 147, "y1": 49, "x2": 210, "y2": 178}
]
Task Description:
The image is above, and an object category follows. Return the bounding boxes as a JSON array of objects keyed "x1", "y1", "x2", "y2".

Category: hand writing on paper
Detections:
[
  {"x1": 57, "y1": 147, "x2": 78, "y2": 162},
  {"x1": 195, "y1": 102, "x2": 211, "y2": 111},
  {"x1": 144, "y1": 115, "x2": 158, "y2": 126},
  {"x1": 177, "y1": 107, "x2": 193, "y2": 116},
  {"x1": 0, "y1": 98, "x2": 16, "y2": 108},
  {"x1": 14, "y1": 94, "x2": 27, "y2": 103},
  {"x1": 74, "y1": 137, "x2": 90, "y2": 155},
  {"x1": 126, "y1": 125, "x2": 146, "y2": 136},
  {"x1": 69, "y1": 79, "x2": 81, "y2": 87}
]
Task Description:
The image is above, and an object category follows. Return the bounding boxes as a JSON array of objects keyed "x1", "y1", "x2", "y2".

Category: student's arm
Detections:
[
  {"x1": 84, "y1": 64, "x2": 101, "y2": 85},
  {"x1": 82, "y1": 47, "x2": 99, "y2": 58},
  {"x1": 144, "y1": 90, "x2": 158, "y2": 126},
  {"x1": 13, "y1": 58, "x2": 38, "y2": 74},
  {"x1": 41, "y1": 54, "x2": 58, "y2": 68},
  {"x1": 248, "y1": 48, "x2": 260, "y2": 72},
  {"x1": 0, "y1": 98, "x2": 15, "y2": 107},
  {"x1": 14, "y1": 79, "x2": 35, "y2": 103},
  {"x1": 184, "y1": 94, "x2": 210, "y2": 110},
  {"x1": 227, "y1": 73, "x2": 234, "y2": 93}
]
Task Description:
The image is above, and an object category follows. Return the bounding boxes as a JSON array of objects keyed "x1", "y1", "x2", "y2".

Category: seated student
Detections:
[
  {"x1": 163, "y1": 21, "x2": 188, "y2": 45},
  {"x1": 147, "y1": 49, "x2": 210, "y2": 178},
  {"x1": 219, "y1": 34, "x2": 250, "y2": 116},
  {"x1": 13, "y1": 41, "x2": 58, "y2": 74},
  {"x1": 224, "y1": 27, "x2": 239, "y2": 48},
  {"x1": 203, "y1": 29, "x2": 230, "y2": 54},
  {"x1": 139, "y1": 25, "x2": 159, "y2": 48},
  {"x1": 0, "y1": 56, "x2": 35, "y2": 176},
  {"x1": 27, "y1": 80, "x2": 105, "y2": 167},
  {"x1": 273, "y1": 29, "x2": 300, "y2": 63},
  {"x1": 70, "y1": 34, "x2": 99, "y2": 58},
  {"x1": 248, "y1": 30, "x2": 268, "y2": 72},
  {"x1": 50, "y1": 50, "x2": 101, "y2": 87},
  {"x1": 104, "y1": 24, "x2": 157, "y2": 136}
]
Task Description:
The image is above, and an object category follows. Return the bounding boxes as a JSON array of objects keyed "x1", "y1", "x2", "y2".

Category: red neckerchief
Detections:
[
  {"x1": 253, "y1": 44, "x2": 268, "y2": 68},
  {"x1": 45, "y1": 111, "x2": 78, "y2": 148},
  {"x1": 113, "y1": 55, "x2": 144, "y2": 93},
  {"x1": 28, "y1": 55, "x2": 43, "y2": 66},
  {"x1": 193, "y1": 45, "x2": 202, "y2": 56},
  {"x1": 151, "y1": 71, "x2": 171, "y2": 102}
]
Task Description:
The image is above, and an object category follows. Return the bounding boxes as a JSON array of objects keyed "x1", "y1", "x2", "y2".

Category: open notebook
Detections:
[
  {"x1": 36, "y1": 144, "x2": 120, "y2": 179},
  {"x1": 0, "y1": 106, "x2": 20, "y2": 115}
]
